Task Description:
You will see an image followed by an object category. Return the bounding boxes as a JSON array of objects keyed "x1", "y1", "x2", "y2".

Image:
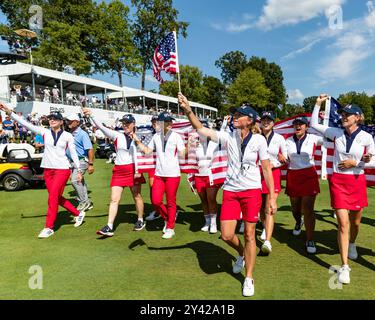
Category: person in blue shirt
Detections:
[
  {"x1": 2, "y1": 115, "x2": 15, "y2": 142},
  {"x1": 66, "y1": 113, "x2": 95, "y2": 211}
]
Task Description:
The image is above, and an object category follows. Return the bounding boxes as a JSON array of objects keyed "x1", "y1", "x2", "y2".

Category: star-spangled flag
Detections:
[{"x1": 152, "y1": 31, "x2": 179, "y2": 83}]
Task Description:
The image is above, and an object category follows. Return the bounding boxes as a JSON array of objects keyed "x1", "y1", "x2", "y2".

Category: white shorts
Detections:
[{"x1": 5, "y1": 130, "x2": 14, "y2": 138}]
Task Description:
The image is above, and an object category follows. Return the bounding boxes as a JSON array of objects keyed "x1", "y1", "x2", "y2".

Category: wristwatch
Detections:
[{"x1": 89, "y1": 163, "x2": 94, "y2": 166}]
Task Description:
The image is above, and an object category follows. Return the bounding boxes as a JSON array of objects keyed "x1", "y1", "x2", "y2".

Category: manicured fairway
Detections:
[{"x1": 0, "y1": 159, "x2": 374, "y2": 299}]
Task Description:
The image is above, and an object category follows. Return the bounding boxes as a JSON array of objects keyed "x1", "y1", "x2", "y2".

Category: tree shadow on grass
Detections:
[
  {"x1": 134, "y1": 239, "x2": 244, "y2": 284},
  {"x1": 352, "y1": 246, "x2": 375, "y2": 271},
  {"x1": 272, "y1": 222, "x2": 337, "y2": 270}
]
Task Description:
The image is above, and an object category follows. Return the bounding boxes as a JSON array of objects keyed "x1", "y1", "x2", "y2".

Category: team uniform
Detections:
[
  {"x1": 194, "y1": 136, "x2": 222, "y2": 192},
  {"x1": 215, "y1": 130, "x2": 269, "y2": 223},
  {"x1": 91, "y1": 117, "x2": 145, "y2": 187},
  {"x1": 147, "y1": 130, "x2": 185, "y2": 231},
  {"x1": 285, "y1": 133, "x2": 323, "y2": 197},
  {"x1": 311, "y1": 106, "x2": 375, "y2": 210},
  {"x1": 260, "y1": 131, "x2": 287, "y2": 194},
  {"x1": 10, "y1": 113, "x2": 82, "y2": 231}
]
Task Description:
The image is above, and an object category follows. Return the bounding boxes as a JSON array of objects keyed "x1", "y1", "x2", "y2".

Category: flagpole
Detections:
[
  {"x1": 320, "y1": 97, "x2": 331, "y2": 180},
  {"x1": 173, "y1": 30, "x2": 182, "y2": 93}
]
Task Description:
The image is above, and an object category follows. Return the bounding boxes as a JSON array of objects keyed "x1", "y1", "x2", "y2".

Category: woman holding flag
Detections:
[
  {"x1": 178, "y1": 93, "x2": 276, "y2": 297},
  {"x1": 131, "y1": 111, "x2": 186, "y2": 239},
  {"x1": 82, "y1": 108, "x2": 146, "y2": 237},
  {"x1": 0, "y1": 103, "x2": 85, "y2": 238},
  {"x1": 259, "y1": 111, "x2": 287, "y2": 254},
  {"x1": 311, "y1": 94, "x2": 375, "y2": 285}
]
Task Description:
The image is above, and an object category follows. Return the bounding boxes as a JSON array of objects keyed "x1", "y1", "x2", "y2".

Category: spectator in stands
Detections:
[
  {"x1": 16, "y1": 112, "x2": 28, "y2": 143},
  {"x1": 52, "y1": 85, "x2": 60, "y2": 103},
  {"x1": 66, "y1": 91, "x2": 74, "y2": 105},
  {"x1": 43, "y1": 87, "x2": 51, "y2": 102},
  {"x1": 2, "y1": 115, "x2": 15, "y2": 142},
  {"x1": 0, "y1": 129, "x2": 8, "y2": 144}
]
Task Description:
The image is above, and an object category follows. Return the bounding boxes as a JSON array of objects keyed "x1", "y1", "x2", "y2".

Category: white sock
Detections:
[
  {"x1": 108, "y1": 223, "x2": 113, "y2": 229},
  {"x1": 138, "y1": 218, "x2": 144, "y2": 222},
  {"x1": 210, "y1": 214, "x2": 217, "y2": 226},
  {"x1": 204, "y1": 215, "x2": 210, "y2": 225}
]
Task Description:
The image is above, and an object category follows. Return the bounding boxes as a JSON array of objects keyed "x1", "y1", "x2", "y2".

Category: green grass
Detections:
[{"x1": 0, "y1": 159, "x2": 374, "y2": 300}]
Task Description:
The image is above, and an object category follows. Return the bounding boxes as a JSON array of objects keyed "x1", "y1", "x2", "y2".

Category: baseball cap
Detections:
[
  {"x1": 235, "y1": 105, "x2": 258, "y2": 119},
  {"x1": 157, "y1": 112, "x2": 175, "y2": 122},
  {"x1": 47, "y1": 112, "x2": 63, "y2": 120},
  {"x1": 151, "y1": 115, "x2": 158, "y2": 122},
  {"x1": 120, "y1": 114, "x2": 136, "y2": 123},
  {"x1": 292, "y1": 116, "x2": 309, "y2": 125},
  {"x1": 66, "y1": 113, "x2": 80, "y2": 122},
  {"x1": 338, "y1": 104, "x2": 363, "y2": 115},
  {"x1": 260, "y1": 111, "x2": 275, "y2": 121}
]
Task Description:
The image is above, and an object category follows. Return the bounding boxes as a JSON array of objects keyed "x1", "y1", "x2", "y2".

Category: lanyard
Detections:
[
  {"x1": 240, "y1": 132, "x2": 252, "y2": 162},
  {"x1": 293, "y1": 134, "x2": 307, "y2": 155},
  {"x1": 51, "y1": 129, "x2": 64, "y2": 146}
]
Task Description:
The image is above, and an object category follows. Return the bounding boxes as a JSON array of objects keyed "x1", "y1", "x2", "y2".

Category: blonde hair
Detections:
[
  {"x1": 356, "y1": 114, "x2": 365, "y2": 125},
  {"x1": 251, "y1": 122, "x2": 261, "y2": 134}
]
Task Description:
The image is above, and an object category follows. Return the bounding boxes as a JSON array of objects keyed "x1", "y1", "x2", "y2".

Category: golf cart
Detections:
[{"x1": 0, "y1": 143, "x2": 44, "y2": 191}]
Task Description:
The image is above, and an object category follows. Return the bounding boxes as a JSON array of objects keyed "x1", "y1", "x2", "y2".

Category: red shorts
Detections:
[
  {"x1": 220, "y1": 189, "x2": 262, "y2": 223},
  {"x1": 148, "y1": 170, "x2": 155, "y2": 180},
  {"x1": 286, "y1": 167, "x2": 320, "y2": 197},
  {"x1": 261, "y1": 168, "x2": 282, "y2": 194},
  {"x1": 194, "y1": 175, "x2": 220, "y2": 193},
  {"x1": 110, "y1": 164, "x2": 146, "y2": 187},
  {"x1": 329, "y1": 173, "x2": 368, "y2": 210}
]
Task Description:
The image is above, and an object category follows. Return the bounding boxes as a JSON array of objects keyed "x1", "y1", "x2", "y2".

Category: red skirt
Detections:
[
  {"x1": 194, "y1": 175, "x2": 220, "y2": 193},
  {"x1": 329, "y1": 173, "x2": 368, "y2": 210},
  {"x1": 110, "y1": 164, "x2": 146, "y2": 187},
  {"x1": 286, "y1": 167, "x2": 320, "y2": 197},
  {"x1": 261, "y1": 168, "x2": 282, "y2": 194}
]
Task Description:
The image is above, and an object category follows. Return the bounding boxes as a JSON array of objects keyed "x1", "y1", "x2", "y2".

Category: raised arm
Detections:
[
  {"x1": 177, "y1": 93, "x2": 219, "y2": 143},
  {"x1": 310, "y1": 94, "x2": 330, "y2": 135},
  {"x1": 82, "y1": 108, "x2": 119, "y2": 141},
  {"x1": 0, "y1": 102, "x2": 44, "y2": 135}
]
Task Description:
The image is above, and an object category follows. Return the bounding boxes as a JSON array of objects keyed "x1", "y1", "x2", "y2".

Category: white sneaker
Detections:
[
  {"x1": 261, "y1": 240, "x2": 272, "y2": 254},
  {"x1": 38, "y1": 228, "x2": 54, "y2": 238},
  {"x1": 348, "y1": 243, "x2": 358, "y2": 260},
  {"x1": 232, "y1": 256, "x2": 245, "y2": 274},
  {"x1": 239, "y1": 221, "x2": 245, "y2": 234},
  {"x1": 338, "y1": 265, "x2": 351, "y2": 284},
  {"x1": 210, "y1": 224, "x2": 217, "y2": 234},
  {"x1": 162, "y1": 228, "x2": 175, "y2": 239},
  {"x1": 260, "y1": 229, "x2": 266, "y2": 241},
  {"x1": 292, "y1": 219, "x2": 304, "y2": 236},
  {"x1": 242, "y1": 277, "x2": 255, "y2": 297},
  {"x1": 306, "y1": 240, "x2": 317, "y2": 254},
  {"x1": 146, "y1": 211, "x2": 161, "y2": 221},
  {"x1": 201, "y1": 224, "x2": 210, "y2": 232},
  {"x1": 74, "y1": 210, "x2": 85, "y2": 227}
]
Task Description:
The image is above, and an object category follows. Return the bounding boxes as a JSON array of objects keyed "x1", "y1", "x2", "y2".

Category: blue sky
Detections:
[{"x1": 2, "y1": 0, "x2": 375, "y2": 104}]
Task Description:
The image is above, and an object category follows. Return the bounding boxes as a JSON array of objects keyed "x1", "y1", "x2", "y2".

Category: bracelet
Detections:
[
  {"x1": 88, "y1": 163, "x2": 94, "y2": 166},
  {"x1": 186, "y1": 110, "x2": 192, "y2": 116}
]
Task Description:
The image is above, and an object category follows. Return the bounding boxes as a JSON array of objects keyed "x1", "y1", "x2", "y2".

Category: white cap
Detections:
[{"x1": 66, "y1": 113, "x2": 80, "y2": 121}]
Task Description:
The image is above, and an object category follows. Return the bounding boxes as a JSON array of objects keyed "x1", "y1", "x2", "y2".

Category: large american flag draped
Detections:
[
  {"x1": 273, "y1": 98, "x2": 375, "y2": 187},
  {"x1": 152, "y1": 31, "x2": 179, "y2": 83},
  {"x1": 135, "y1": 122, "x2": 228, "y2": 193}
]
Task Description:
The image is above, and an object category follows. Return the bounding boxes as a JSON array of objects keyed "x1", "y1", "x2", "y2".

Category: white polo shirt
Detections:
[
  {"x1": 215, "y1": 130, "x2": 269, "y2": 192},
  {"x1": 195, "y1": 136, "x2": 221, "y2": 176},
  {"x1": 321, "y1": 127, "x2": 375, "y2": 175},
  {"x1": 148, "y1": 130, "x2": 185, "y2": 177},
  {"x1": 92, "y1": 117, "x2": 135, "y2": 166},
  {"x1": 11, "y1": 113, "x2": 80, "y2": 170},
  {"x1": 286, "y1": 133, "x2": 323, "y2": 170},
  {"x1": 263, "y1": 131, "x2": 287, "y2": 168}
]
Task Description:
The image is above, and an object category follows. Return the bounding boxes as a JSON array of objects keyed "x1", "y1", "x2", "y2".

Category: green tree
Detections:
[
  {"x1": 200, "y1": 76, "x2": 226, "y2": 115},
  {"x1": 214, "y1": 50, "x2": 248, "y2": 85},
  {"x1": 303, "y1": 96, "x2": 318, "y2": 113},
  {"x1": 226, "y1": 67, "x2": 271, "y2": 110},
  {"x1": 247, "y1": 56, "x2": 286, "y2": 110},
  {"x1": 131, "y1": 0, "x2": 189, "y2": 90},
  {"x1": 337, "y1": 91, "x2": 374, "y2": 124},
  {"x1": 159, "y1": 65, "x2": 204, "y2": 102},
  {"x1": 92, "y1": 1, "x2": 142, "y2": 87}
]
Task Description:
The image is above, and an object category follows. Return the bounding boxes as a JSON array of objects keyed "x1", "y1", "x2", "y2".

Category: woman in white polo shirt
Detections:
[
  {"x1": 132, "y1": 112, "x2": 186, "y2": 239},
  {"x1": 82, "y1": 109, "x2": 146, "y2": 237},
  {"x1": 311, "y1": 94, "x2": 375, "y2": 284},
  {"x1": 285, "y1": 116, "x2": 323, "y2": 254},
  {"x1": 178, "y1": 93, "x2": 276, "y2": 297},
  {"x1": 0, "y1": 103, "x2": 85, "y2": 238},
  {"x1": 259, "y1": 111, "x2": 287, "y2": 254}
]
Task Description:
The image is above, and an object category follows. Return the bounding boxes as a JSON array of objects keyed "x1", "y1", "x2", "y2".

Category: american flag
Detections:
[
  {"x1": 135, "y1": 122, "x2": 228, "y2": 192},
  {"x1": 152, "y1": 31, "x2": 179, "y2": 83},
  {"x1": 324, "y1": 97, "x2": 375, "y2": 187}
]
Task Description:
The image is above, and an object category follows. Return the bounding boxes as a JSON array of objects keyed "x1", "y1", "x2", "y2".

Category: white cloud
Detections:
[
  {"x1": 257, "y1": 0, "x2": 345, "y2": 29},
  {"x1": 282, "y1": 39, "x2": 322, "y2": 60},
  {"x1": 287, "y1": 89, "x2": 305, "y2": 102},
  {"x1": 210, "y1": 13, "x2": 255, "y2": 33}
]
